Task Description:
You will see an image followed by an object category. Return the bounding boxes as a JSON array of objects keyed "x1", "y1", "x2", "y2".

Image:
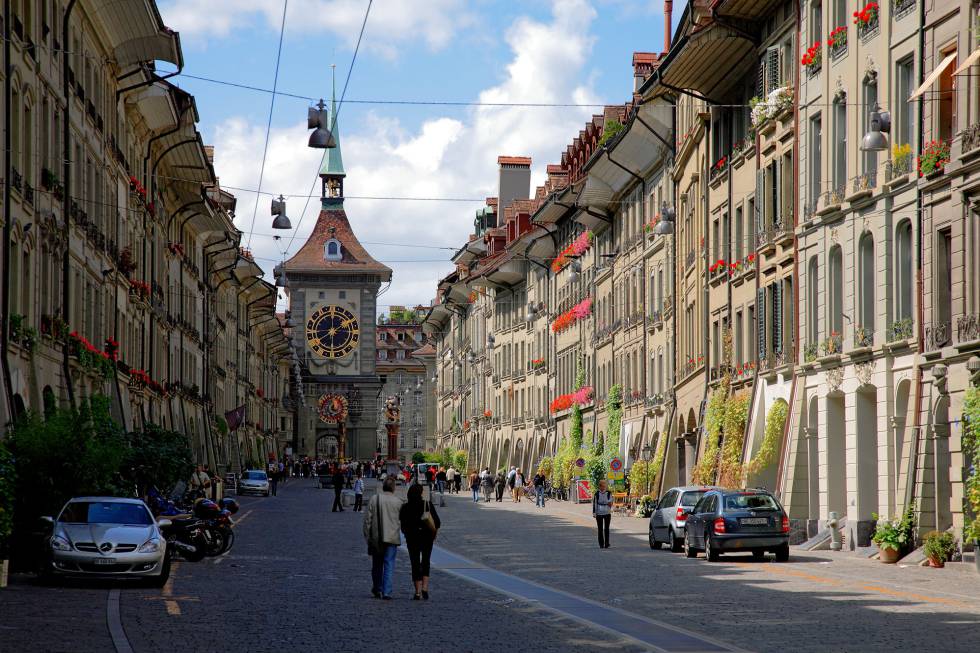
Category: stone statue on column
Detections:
[{"x1": 383, "y1": 395, "x2": 401, "y2": 477}]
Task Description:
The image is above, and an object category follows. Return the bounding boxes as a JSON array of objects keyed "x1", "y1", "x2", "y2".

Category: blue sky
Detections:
[{"x1": 158, "y1": 0, "x2": 676, "y2": 310}]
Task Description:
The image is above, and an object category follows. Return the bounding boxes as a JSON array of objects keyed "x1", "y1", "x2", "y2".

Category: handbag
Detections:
[{"x1": 420, "y1": 500, "x2": 437, "y2": 537}]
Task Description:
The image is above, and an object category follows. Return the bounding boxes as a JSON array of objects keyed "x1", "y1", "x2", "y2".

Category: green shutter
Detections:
[
  {"x1": 757, "y1": 287, "x2": 767, "y2": 360},
  {"x1": 772, "y1": 282, "x2": 783, "y2": 355}
]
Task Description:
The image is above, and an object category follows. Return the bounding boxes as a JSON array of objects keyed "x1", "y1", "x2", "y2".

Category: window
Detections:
[
  {"x1": 809, "y1": 115, "x2": 822, "y2": 205},
  {"x1": 379, "y1": 332, "x2": 387, "y2": 341},
  {"x1": 832, "y1": 0, "x2": 846, "y2": 27},
  {"x1": 938, "y1": 48, "x2": 957, "y2": 142},
  {"x1": 896, "y1": 221, "x2": 913, "y2": 322},
  {"x1": 833, "y1": 100, "x2": 847, "y2": 191},
  {"x1": 810, "y1": 1, "x2": 822, "y2": 43},
  {"x1": 858, "y1": 234, "x2": 875, "y2": 338},
  {"x1": 936, "y1": 228, "x2": 953, "y2": 327},
  {"x1": 324, "y1": 239, "x2": 342, "y2": 260},
  {"x1": 895, "y1": 58, "x2": 914, "y2": 150},
  {"x1": 396, "y1": 350, "x2": 405, "y2": 360},
  {"x1": 735, "y1": 206, "x2": 744, "y2": 260},
  {"x1": 828, "y1": 245, "x2": 843, "y2": 335},
  {"x1": 808, "y1": 257, "x2": 819, "y2": 344}
]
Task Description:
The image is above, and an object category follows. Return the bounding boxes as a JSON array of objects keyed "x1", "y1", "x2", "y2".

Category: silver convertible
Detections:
[{"x1": 43, "y1": 497, "x2": 171, "y2": 587}]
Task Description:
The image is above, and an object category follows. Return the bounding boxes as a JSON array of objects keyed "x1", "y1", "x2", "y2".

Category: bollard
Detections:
[{"x1": 828, "y1": 511, "x2": 842, "y2": 551}]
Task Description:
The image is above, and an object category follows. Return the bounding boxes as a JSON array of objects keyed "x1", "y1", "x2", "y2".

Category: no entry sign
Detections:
[{"x1": 609, "y1": 457, "x2": 623, "y2": 472}]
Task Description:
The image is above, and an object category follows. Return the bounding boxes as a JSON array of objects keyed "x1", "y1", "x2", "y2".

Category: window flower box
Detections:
[
  {"x1": 802, "y1": 42, "x2": 822, "y2": 77},
  {"x1": 828, "y1": 26, "x2": 847, "y2": 59},
  {"x1": 854, "y1": 2, "x2": 879, "y2": 39},
  {"x1": 918, "y1": 140, "x2": 950, "y2": 177}
]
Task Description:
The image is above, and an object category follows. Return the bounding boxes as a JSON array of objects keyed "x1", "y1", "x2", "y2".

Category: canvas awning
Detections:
[{"x1": 909, "y1": 53, "x2": 957, "y2": 99}]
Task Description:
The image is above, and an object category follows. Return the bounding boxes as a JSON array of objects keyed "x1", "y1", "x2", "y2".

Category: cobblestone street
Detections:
[{"x1": 2, "y1": 479, "x2": 979, "y2": 652}]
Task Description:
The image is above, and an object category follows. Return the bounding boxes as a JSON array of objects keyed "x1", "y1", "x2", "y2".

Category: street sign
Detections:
[
  {"x1": 575, "y1": 458, "x2": 586, "y2": 468},
  {"x1": 608, "y1": 471, "x2": 625, "y2": 481},
  {"x1": 610, "y1": 457, "x2": 623, "y2": 472}
]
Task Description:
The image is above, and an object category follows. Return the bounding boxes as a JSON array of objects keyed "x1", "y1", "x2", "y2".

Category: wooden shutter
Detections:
[
  {"x1": 774, "y1": 158, "x2": 782, "y2": 229},
  {"x1": 766, "y1": 46, "x2": 781, "y2": 94},
  {"x1": 756, "y1": 58, "x2": 766, "y2": 97},
  {"x1": 755, "y1": 168, "x2": 764, "y2": 241},
  {"x1": 772, "y1": 282, "x2": 783, "y2": 355},
  {"x1": 757, "y1": 287, "x2": 767, "y2": 360}
]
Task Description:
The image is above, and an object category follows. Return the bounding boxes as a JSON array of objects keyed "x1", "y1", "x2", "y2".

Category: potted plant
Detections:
[
  {"x1": 871, "y1": 510, "x2": 912, "y2": 563},
  {"x1": 923, "y1": 531, "x2": 956, "y2": 568}
]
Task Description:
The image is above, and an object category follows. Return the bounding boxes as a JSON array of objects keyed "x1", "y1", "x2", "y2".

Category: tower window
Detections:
[{"x1": 325, "y1": 239, "x2": 342, "y2": 260}]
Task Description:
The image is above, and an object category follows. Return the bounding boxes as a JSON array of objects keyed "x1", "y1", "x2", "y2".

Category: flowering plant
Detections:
[
  {"x1": 822, "y1": 330, "x2": 843, "y2": 355},
  {"x1": 747, "y1": 253, "x2": 756, "y2": 264},
  {"x1": 256, "y1": 388, "x2": 265, "y2": 398},
  {"x1": 853, "y1": 2, "x2": 878, "y2": 30},
  {"x1": 463, "y1": 420, "x2": 470, "y2": 430},
  {"x1": 104, "y1": 337, "x2": 119, "y2": 361},
  {"x1": 129, "y1": 279, "x2": 151, "y2": 299},
  {"x1": 918, "y1": 140, "x2": 950, "y2": 177},
  {"x1": 530, "y1": 358, "x2": 546, "y2": 370},
  {"x1": 551, "y1": 230, "x2": 594, "y2": 273},
  {"x1": 713, "y1": 156, "x2": 727, "y2": 172},
  {"x1": 828, "y1": 26, "x2": 847, "y2": 51},
  {"x1": 551, "y1": 297, "x2": 592, "y2": 333},
  {"x1": 68, "y1": 331, "x2": 115, "y2": 379},
  {"x1": 750, "y1": 85, "x2": 794, "y2": 127},
  {"x1": 709, "y1": 258, "x2": 727, "y2": 274},
  {"x1": 549, "y1": 386, "x2": 594, "y2": 414},
  {"x1": 643, "y1": 214, "x2": 661, "y2": 232},
  {"x1": 801, "y1": 41, "x2": 822, "y2": 72},
  {"x1": 483, "y1": 409, "x2": 492, "y2": 418}
]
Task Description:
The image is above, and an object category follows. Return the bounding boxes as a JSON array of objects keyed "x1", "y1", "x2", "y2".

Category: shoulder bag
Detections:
[{"x1": 420, "y1": 500, "x2": 438, "y2": 538}]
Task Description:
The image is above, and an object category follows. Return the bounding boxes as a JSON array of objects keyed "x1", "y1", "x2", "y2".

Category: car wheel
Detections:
[
  {"x1": 648, "y1": 529, "x2": 662, "y2": 550},
  {"x1": 670, "y1": 529, "x2": 683, "y2": 553},
  {"x1": 705, "y1": 535, "x2": 720, "y2": 562},
  {"x1": 684, "y1": 532, "x2": 697, "y2": 558},
  {"x1": 774, "y1": 544, "x2": 790, "y2": 562},
  {"x1": 752, "y1": 550, "x2": 766, "y2": 561}
]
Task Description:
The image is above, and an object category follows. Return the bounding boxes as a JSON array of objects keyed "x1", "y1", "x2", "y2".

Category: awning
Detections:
[
  {"x1": 953, "y1": 48, "x2": 980, "y2": 75},
  {"x1": 910, "y1": 53, "x2": 957, "y2": 99},
  {"x1": 657, "y1": 23, "x2": 756, "y2": 99},
  {"x1": 89, "y1": 3, "x2": 182, "y2": 67}
]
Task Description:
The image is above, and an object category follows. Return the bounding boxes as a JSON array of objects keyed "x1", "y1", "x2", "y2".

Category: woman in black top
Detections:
[{"x1": 399, "y1": 483, "x2": 441, "y2": 600}]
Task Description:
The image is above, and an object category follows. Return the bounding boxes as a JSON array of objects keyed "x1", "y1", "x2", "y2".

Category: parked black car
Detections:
[{"x1": 683, "y1": 488, "x2": 790, "y2": 562}]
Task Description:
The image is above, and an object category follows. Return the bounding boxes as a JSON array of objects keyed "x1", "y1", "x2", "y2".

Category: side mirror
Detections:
[
  {"x1": 683, "y1": 508, "x2": 694, "y2": 516},
  {"x1": 40, "y1": 515, "x2": 55, "y2": 525},
  {"x1": 157, "y1": 518, "x2": 173, "y2": 529}
]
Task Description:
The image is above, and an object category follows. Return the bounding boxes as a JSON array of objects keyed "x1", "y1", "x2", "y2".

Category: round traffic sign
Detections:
[
  {"x1": 609, "y1": 457, "x2": 623, "y2": 471},
  {"x1": 575, "y1": 458, "x2": 586, "y2": 468}
]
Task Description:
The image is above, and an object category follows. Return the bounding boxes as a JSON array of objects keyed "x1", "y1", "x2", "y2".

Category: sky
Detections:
[{"x1": 157, "y1": 0, "x2": 677, "y2": 313}]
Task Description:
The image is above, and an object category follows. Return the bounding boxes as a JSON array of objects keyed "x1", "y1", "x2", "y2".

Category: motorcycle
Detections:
[{"x1": 158, "y1": 516, "x2": 208, "y2": 563}]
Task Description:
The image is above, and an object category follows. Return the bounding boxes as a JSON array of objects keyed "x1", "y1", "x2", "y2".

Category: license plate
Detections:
[
  {"x1": 94, "y1": 557, "x2": 116, "y2": 565},
  {"x1": 740, "y1": 518, "x2": 768, "y2": 525}
]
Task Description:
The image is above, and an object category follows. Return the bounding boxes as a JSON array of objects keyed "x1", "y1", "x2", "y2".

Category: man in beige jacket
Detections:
[{"x1": 362, "y1": 476, "x2": 403, "y2": 599}]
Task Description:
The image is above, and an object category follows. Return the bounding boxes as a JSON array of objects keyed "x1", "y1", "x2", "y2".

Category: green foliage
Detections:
[
  {"x1": 411, "y1": 451, "x2": 426, "y2": 464},
  {"x1": 552, "y1": 438, "x2": 578, "y2": 489},
  {"x1": 923, "y1": 530, "x2": 956, "y2": 563},
  {"x1": 570, "y1": 403, "x2": 583, "y2": 451},
  {"x1": 872, "y1": 504, "x2": 916, "y2": 553},
  {"x1": 597, "y1": 119, "x2": 624, "y2": 147},
  {"x1": 650, "y1": 432, "x2": 669, "y2": 492},
  {"x1": 536, "y1": 456, "x2": 553, "y2": 478},
  {"x1": 629, "y1": 459, "x2": 653, "y2": 497},
  {"x1": 0, "y1": 441, "x2": 15, "y2": 556},
  {"x1": 963, "y1": 386, "x2": 980, "y2": 542},
  {"x1": 452, "y1": 449, "x2": 467, "y2": 472},
  {"x1": 605, "y1": 385, "x2": 622, "y2": 465},
  {"x1": 124, "y1": 424, "x2": 194, "y2": 497},
  {"x1": 744, "y1": 399, "x2": 788, "y2": 476},
  {"x1": 717, "y1": 391, "x2": 751, "y2": 487},
  {"x1": 592, "y1": 432, "x2": 604, "y2": 457},
  {"x1": 585, "y1": 452, "x2": 606, "y2": 494},
  {"x1": 215, "y1": 415, "x2": 229, "y2": 436},
  {"x1": 692, "y1": 388, "x2": 727, "y2": 484}
]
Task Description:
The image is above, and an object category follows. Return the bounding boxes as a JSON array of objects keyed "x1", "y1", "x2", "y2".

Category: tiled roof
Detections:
[
  {"x1": 283, "y1": 206, "x2": 392, "y2": 278},
  {"x1": 497, "y1": 156, "x2": 531, "y2": 166}
]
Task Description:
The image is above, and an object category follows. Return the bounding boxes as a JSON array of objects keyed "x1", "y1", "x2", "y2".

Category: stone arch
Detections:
[
  {"x1": 855, "y1": 386, "x2": 880, "y2": 544},
  {"x1": 892, "y1": 379, "x2": 912, "y2": 513},
  {"x1": 514, "y1": 438, "x2": 525, "y2": 473},
  {"x1": 826, "y1": 392, "x2": 847, "y2": 518},
  {"x1": 11, "y1": 393, "x2": 26, "y2": 422},
  {"x1": 806, "y1": 395, "x2": 820, "y2": 521},
  {"x1": 498, "y1": 438, "x2": 511, "y2": 473}
]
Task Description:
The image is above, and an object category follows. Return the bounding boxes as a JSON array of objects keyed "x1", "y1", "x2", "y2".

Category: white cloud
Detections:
[
  {"x1": 209, "y1": 0, "x2": 603, "y2": 310},
  {"x1": 159, "y1": 0, "x2": 473, "y2": 57}
]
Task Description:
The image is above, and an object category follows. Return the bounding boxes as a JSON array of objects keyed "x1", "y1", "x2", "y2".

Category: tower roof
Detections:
[
  {"x1": 318, "y1": 67, "x2": 345, "y2": 178},
  {"x1": 283, "y1": 206, "x2": 391, "y2": 279}
]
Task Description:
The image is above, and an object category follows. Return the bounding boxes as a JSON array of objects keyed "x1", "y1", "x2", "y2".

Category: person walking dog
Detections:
[
  {"x1": 363, "y1": 477, "x2": 403, "y2": 600},
  {"x1": 592, "y1": 479, "x2": 613, "y2": 549},
  {"x1": 399, "y1": 483, "x2": 441, "y2": 600}
]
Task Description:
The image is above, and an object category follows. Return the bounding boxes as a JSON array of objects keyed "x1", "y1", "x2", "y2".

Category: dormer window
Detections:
[{"x1": 324, "y1": 239, "x2": 342, "y2": 260}]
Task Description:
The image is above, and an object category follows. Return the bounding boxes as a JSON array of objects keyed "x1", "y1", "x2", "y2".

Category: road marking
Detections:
[
  {"x1": 234, "y1": 509, "x2": 254, "y2": 527},
  {"x1": 162, "y1": 562, "x2": 182, "y2": 616},
  {"x1": 106, "y1": 589, "x2": 134, "y2": 653},
  {"x1": 429, "y1": 545, "x2": 746, "y2": 653}
]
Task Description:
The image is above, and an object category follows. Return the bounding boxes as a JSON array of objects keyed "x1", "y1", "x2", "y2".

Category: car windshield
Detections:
[
  {"x1": 679, "y1": 491, "x2": 706, "y2": 507},
  {"x1": 724, "y1": 493, "x2": 779, "y2": 511},
  {"x1": 243, "y1": 471, "x2": 267, "y2": 480},
  {"x1": 59, "y1": 502, "x2": 152, "y2": 525}
]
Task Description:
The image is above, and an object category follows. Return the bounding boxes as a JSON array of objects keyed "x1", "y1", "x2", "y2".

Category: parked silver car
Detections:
[
  {"x1": 44, "y1": 497, "x2": 171, "y2": 587},
  {"x1": 237, "y1": 470, "x2": 270, "y2": 496},
  {"x1": 648, "y1": 485, "x2": 716, "y2": 551}
]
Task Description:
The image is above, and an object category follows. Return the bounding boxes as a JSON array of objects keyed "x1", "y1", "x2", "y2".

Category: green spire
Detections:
[{"x1": 318, "y1": 65, "x2": 344, "y2": 178}]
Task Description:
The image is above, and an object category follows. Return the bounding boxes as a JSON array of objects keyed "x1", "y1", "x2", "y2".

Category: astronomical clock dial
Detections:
[{"x1": 306, "y1": 305, "x2": 359, "y2": 358}]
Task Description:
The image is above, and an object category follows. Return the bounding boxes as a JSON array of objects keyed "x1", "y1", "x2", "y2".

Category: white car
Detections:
[
  {"x1": 237, "y1": 470, "x2": 271, "y2": 496},
  {"x1": 44, "y1": 497, "x2": 171, "y2": 587}
]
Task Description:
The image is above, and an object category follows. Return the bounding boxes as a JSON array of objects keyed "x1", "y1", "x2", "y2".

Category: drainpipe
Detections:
[
  {"x1": 1, "y1": 0, "x2": 15, "y2": 420},
  {"x1": 60, "y1": 0, "x2": 79, "y2": 407},
  {"x1": 697, "y1": 117, "x2": 711, "y2": 457}
]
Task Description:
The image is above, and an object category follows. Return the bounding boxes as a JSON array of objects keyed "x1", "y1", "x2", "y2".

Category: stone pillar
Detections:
[{"x1": 338, "y1": 422, "x2": 347, "y2": 462}]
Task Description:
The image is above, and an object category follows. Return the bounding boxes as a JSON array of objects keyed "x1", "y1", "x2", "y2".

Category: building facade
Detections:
[
  {"x1": 1, "y1": 0, "x2": 294, "y2": 472},
  {"x1": 375, "y1": 307, "x2": 431, "y2": 460},
  {"x1": 426, "y1": 0, "x2": 980, "y2": 548}
]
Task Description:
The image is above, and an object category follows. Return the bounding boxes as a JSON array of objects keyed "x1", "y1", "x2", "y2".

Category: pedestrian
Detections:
[
  {"x1": 469, "y1": 470, "x2": 480, "y2": 502},
  {"x1": 353, "y1": 473, "x2": 365, "y2": 512},
  {"x1": 533, "y1": 470, "x2": 546, "y2": 508},
  {"x1": 454, "y1": 470, "x2": 462, "y2": 494},
  {"x1": 332, "y1": 466, "x2": 346, "y2": 512},
  {"x1": 512, "y1": 468, "x2": 525, "y2": 503},
  {"x1": 436, "y1": 467, "x2": 447, "y2": 496},
  {"x1": 494, "y1": 470, "x2": 505, "y2": 502},
  {"x1": 445, "y1": 466, "x2": 456, "y2": 494},
  {"x1": 189, "y1": 464, "x2": 210, "y2": 498},
  {"x1": 399, "y1": 483, "x2": 440, "y2": 600},
  {"x1": 363, "y1": 476, "x2": 403, "y2": 600},
  {"x1": 480, "y1": 467, "x2": 494, "y2": 502},
  {"x1": 270, "y1": 466, "x2": 279, "y2": 496},
  {"x1": 592, "y1": 479, "x2": 613, "y2": 549},
  {"x1": 506, "y1": 466, "x2": 517, "y2": 489}
]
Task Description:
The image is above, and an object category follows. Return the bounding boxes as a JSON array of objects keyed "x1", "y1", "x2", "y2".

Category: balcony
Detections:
[
  {"x1": 847, "y1": 170, "x2": 877, "y2": 203},
  {"x1": 10, "y1": 167, "x2": 22, "y2": 194},
  {"x1": 818, "y1": 185, "x2": 846, "y2": 215},
  {"x1": 886, "y1": 318, "x2": 914, "y2": 344},
  {"x1": 885, "y1": 154, "x2": 913, "y2": 184},
  {"x1": 685, "y1": 250, "x2": 696, "y2": 270},
  {"x1": 852, "y1": 327, "x2": 874, "y2": 351},
  {"x1": 894, "y1": 0, "x2": 915, "y2": 21},
  {"x1": 924, "y1": 322, "x2": 951, "y2": 352},
  {"x1": 663, "y1": 294, "x2": 673, "y2": 316},
  {"x1": 857, "y1": 10, "x2": 879, "y2": 42}
]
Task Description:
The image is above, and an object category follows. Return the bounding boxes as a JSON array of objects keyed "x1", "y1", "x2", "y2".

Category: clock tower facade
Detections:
[{"x1": 280, "y1": 91, "x2": 391, "y2": 461}]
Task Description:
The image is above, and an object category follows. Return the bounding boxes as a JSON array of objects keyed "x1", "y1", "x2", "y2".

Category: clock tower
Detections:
[{"x1": 280, "y1": 84, "x2": 391, "y2": 461}]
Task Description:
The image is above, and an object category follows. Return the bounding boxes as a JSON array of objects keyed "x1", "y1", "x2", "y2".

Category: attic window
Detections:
[{"x1": 324, "y1": 239, "x2": 342, "y2": 260}]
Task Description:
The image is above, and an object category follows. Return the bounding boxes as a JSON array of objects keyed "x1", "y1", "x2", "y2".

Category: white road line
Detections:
[{"x1": 106, "y1": 589, "x2": 134, "y2": 653}]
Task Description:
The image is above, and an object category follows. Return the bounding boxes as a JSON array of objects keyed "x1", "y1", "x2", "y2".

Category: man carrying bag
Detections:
[{"x1": 362, "y1": 477, "x2": 403, "y2": 600}]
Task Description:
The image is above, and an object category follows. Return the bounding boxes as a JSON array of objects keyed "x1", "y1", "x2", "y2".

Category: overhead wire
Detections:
[{"x1": 244, "y1": 0, "x2": 289, "y2": 250}]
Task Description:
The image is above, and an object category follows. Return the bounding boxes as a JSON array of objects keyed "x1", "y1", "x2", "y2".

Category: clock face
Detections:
[{"x1": 306, "y1": 305, "x2": 359, "y2": 358}]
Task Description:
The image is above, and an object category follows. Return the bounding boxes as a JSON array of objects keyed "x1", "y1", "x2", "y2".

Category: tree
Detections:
[
  {"x1": 411, "y1": 451, "x2": 426, "y2": 464},
  {"x1": 124, "y1": 424, "x2": 194, "y2": 497}
]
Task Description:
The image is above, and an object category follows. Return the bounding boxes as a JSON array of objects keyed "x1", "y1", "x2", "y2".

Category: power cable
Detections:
[{"x1": 244, "y1": 0, "x2": 289, "y2": 250}]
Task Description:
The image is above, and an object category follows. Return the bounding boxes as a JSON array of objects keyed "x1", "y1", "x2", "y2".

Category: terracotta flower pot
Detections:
[
  {"x1": 878, "y1": 546, "x2": 900, "y2": 563},
  {"x1": 927, "y1": 556, "x2": 945, "y2": 568}
]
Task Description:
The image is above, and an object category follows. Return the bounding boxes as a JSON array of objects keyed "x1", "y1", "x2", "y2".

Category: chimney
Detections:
[
  {"x1": 632, "y1": 53, "x2": 657, "y2": 91},
  {"x1": 497, "y1": 156, "x2": 531, "y2": 217},
  {"x1": 664, "y1": 1, "x2": 673, "y2": 53}
]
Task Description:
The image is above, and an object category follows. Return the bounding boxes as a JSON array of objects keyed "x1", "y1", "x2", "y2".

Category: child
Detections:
[{"x1": 353, "y1": 473, "x2": 364, "y2": 512}]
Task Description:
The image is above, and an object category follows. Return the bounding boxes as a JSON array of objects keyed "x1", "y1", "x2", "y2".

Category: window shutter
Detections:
[
  {"x1": 774, "y1": 158, "x2": 782, "y2": 229},
  {"x1": 766, "y1": 46, "x2": 781, "y2": 94},
  {"x1": 756, "y1": 58, "x2": 766, "y2": 97},
  {"x1": 772, "y1": 282, "x2": 783, "y2": 355},
  {"x1": 757, "y1": 287, "x2": 767, "y2": 360},
  {"x1": 755, "y1": 168, "x2": 764, "y2": 242}
]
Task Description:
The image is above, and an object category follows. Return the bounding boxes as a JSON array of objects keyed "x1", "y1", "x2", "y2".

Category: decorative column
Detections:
[
  {"x1": 384, "y1": 395, "x2": 401, "y2": 476},
  {"x1": 337, "y1": 422, "x2": 347, "y2": 461}
]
